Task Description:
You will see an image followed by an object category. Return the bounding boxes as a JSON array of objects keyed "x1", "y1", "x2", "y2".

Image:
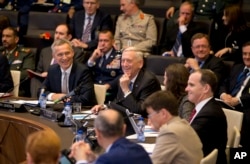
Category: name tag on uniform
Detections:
[
  {"x1": 12, "y1": 60, "x2": 22, "y2": 64},
  {"x1": 62, "y1": 0, "x2": 71, "y2": 4}
]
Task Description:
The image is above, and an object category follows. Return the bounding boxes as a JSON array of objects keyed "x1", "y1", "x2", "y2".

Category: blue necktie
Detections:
[
  {"x1": 172, "y1": 31, "x2": 182, "y2": 56},
  {"x1": 129, "y1": 82, "x2": 133, "y2": 91},
  {"x1": 231, "y1": 69, "x2": 249, "y2": 96}
]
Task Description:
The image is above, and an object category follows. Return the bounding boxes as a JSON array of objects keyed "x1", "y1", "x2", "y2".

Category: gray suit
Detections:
[{"x1": 152, "y1": 117, "x2": 203, "y2": 164}]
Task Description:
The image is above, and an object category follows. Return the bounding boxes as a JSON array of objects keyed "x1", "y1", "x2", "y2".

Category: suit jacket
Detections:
[
  {"x1": 89, "y1": 48, "x2": 122, "y2": 84},
  {"x1": 219, "y1": 63, "x2": 250, "y2": 110},
  {"x1": 191, "y1": 98, "x2": 227, "y2": 164},
  {"x1": 95, "y1": 137, "x2": 152, "y2": 164},
  {"x1": 0, "y1": 55, "x2": 13, "y2": 92},
  {"x1": 112, "y1": 69, "x2": 161, "y2": 117},
  {"x1": 43, "y1": 62, "x2": 96, "y2": 106},
  {"x1": 152, "y1": 117, "x2": 203, "y2": 164},
  {"x1": 201, "y1": 55, "x2": 225, "y2": 88},
  {"x1": 70, "y1": 9, "x2": 113, "y2": 50},
  {"x1": 162, "y1": 21, "x2": 208, "y2": 58}
]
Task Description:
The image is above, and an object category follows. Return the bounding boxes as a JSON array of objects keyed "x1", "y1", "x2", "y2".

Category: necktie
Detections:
[
  {"x1": 62, "y1": 72, "x2": 68, "y2": 94},
  {"x1": 172, "y1": 31, "x2": 182, "y2": 57},
  {"x1": 231, "y1": 69, "x2": 249, "y2": 96},
  {"x1": 129, "y1": 82, "x2": 133, "y2": 91},
  {"x1": 99, "y1": 55, "x2": 106, "y2": 67},
  {"x1": 81, "y1": 17, "x2": 92, "y2": 42},
  {"x1": 189, "y1": 108, "x2": 196, "y2": 122}
]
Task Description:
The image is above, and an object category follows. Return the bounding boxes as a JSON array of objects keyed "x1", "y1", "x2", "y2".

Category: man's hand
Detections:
[
  {"x1": 40, "y1": 72, "x2": 48, "y2": 78},
  {"x1": 215, "y1": 48, "x2": 229, "y2": 58},
  {"x1": 178, "y1": 15, "x2": 185, "y2": 26},
  {"x1": 220, "y1": 93, "x2": 233, "y2": 102},
  {"x1": 166, "y1": 7, "x2": 175, "y2": 19},
  {"x1": 119, "y1": 74, "x2": 130, "y2": 94},
  {"x1": 71, "y1": 39, "x2": 88, "y2": 49},
  {"x1": 69, "y1": 141, "x2": 96, "y2": 162},
  {"x1": 51, "y1": 93, "x2": 66, "y2": 101},
  {"x1": 89, "y1": 48, "x2": 104, "y2": 62},
  {"x1": 185, "y1": 58, "x2": 200, "y2": 71},
  {"x1": 91, "y1": 104, "x2": 105, "y2": 114}
]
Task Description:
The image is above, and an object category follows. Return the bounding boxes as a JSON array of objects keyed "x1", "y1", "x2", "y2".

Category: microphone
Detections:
[
  {"x1": 0, "y1": 76, "x2": 29, "y2": 98},
  {"x1": 53, "y1": 81, "x2": 85, "y2": 104}
]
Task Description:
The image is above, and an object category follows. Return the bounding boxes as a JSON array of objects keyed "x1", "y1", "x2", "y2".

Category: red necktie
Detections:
[{"x1": 189, "y1": 108, "x2": 196, "y2": 122}]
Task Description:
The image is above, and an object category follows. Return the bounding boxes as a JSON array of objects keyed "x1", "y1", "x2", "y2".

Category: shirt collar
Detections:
[{"x1": 60, "y1": 63, "x2": 73, "y2": 74}]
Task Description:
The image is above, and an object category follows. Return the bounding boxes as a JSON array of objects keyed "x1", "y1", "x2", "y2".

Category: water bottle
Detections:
[
  {"x1": 137, "y1": 117, "x2": 145, "y2": 142},
  {"x1": 64, "y1": 102, "x2": 72, "y2": 126},
  {"x1": 75, "y1": 129, "x2": 85, "y2": 142},
  {"x1": 39, "y1": 93, "x2": 47, "y2": 109}
]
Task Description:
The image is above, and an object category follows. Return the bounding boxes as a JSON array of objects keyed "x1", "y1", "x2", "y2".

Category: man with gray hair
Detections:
[
  {"x1": 69, "y1": 109, "x2": 152, "y2": 164},
  {"x1": 114, "y1": 0, "x2": 157, "y2": 53},
  {"x1": 42, "y1": 38, "x2": 96, "y2": 106},
  {"x1": 91, "y1": 47, "x2": 161, "y2": 118}
]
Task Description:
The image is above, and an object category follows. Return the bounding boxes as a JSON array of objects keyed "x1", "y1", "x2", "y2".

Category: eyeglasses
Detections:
[
  {"x1": 147, "y1": 111, "x2": 159, "y2": 118},
  {"x1": 192, "y1": 45, "x2": 209, "y2": 49}
]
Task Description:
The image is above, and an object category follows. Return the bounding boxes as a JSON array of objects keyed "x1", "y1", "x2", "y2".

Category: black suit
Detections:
[
  {"x1": 220, "y1": 64, "x2": 250, "y2": 152},
  {"x1": 162, "y1": 21, "x2": 208, "y2": 57},
  {"x1": 201, "y1": 55, "x2": 225, "y2": 89},
  {"x1": 112, "y1": 69, "x2": 161, "y2": 117},
  {"x1": 191, "y1": 98, "x2": 227, "y2": 164},
  {"x1": 0, "y1": 55, "x2": 13, "y2": 93},
  {"x1": 30, "y1": 46, "x2": 85, "y2": 98},
  {"x1": 70, "y1": 9, "x2": 113, "y2": 50},
  {"x1": 43, "y1": 62, "x2": 96, "y2": 106}
]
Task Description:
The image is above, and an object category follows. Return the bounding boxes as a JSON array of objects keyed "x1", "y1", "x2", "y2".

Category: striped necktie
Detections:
[
  {"x1": 172, "y1": 31, "x2": 182, "y2": 57},
  {"x1": 62, "y1": 72, "x2": 68, "y2": 94},
  {"x1": 81, "y1": 17, "x2": 92, "y2": 42},
  {"x1": 189, "y1": 108, "x2": 196, "y2": 122},
  {"x1": 231, "y1": 69, "x2": 249, "y2": 96}
]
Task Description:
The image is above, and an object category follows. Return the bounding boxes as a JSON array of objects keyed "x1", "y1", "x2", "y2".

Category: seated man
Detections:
[
  {"x1": 114, "y1": 0, "x2": 157, "y2": 54},
  {"x1": 70, "y1": 0, "x2": 113, "y2": 51},
  {"x1": 162, "y1": 1, "x2": 208, "y2": 58},
  {"x1": 0, "y1": 26, "x2": 35, "y2": 96},
  {"x1": 88, "y1": 30, "x2": 123, "y2": 101},
  {"x1": 219, "y1": 41, "x2": 250, "y2": 155},
  {"x1": 30, "y1": 24, "x2": 85, "y2": 98},
  {"x1": 0, "y1": 54, "x2": 13, "y2": 93},
  {"x1": 69, "y1": 109, "x2": 152, "y2": 164},
  {"x1": 186, "y1": 69, "x2": 227, "y2": 164},
  {"x1": 91, "y1": 47, "x2": 161, "y2": 117},
  {"x1": 25, "y1": 129, "x2": 61, "y2": 164},
  {"x1": 43, "y1": 38, "x2": 96, "y2": 106},
  {"x1": 143, "y1": 91, "x2": 203, "y2": 164},
  {"x1": 185, "y1": 33, "x2": 225, "y2": 93}
]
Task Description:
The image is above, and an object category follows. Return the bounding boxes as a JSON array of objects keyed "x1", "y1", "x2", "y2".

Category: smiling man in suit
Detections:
[
  {"x1": 185, "y1": 69, "x2": 227, "y2": 164},
  {"x1": 91, "y1": 47, "x2": 161, "y2": 117},
  {"x1": 70, "y1": 0, "x2": 113, "y2": 51},
  {"x1": 43, "y1": 38, "x2": 96, "y2": 105},
  {"x1": 220, "y1": 41, "x2": 250, "y2": 156}
]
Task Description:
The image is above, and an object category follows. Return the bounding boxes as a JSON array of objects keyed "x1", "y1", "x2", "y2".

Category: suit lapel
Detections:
[
  {"x1": 55, "y1": 66, "x2": 62, "y2": 92},
  {"x1": 68, "y1": 63, "x2": 76, "y2": 92}
]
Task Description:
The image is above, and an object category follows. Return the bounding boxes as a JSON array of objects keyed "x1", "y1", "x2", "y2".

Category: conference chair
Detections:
[
  {"x1": 152, "y1": 17, "x2": 167, "y2": 54},
  {"x1": 10, "y1": 70, "x2": 21, "y2": 97},
  {"x1": 94, "y1": 84, "x2": 107, "y2": 105},
  {"x1": 145, "y1": 55, "x2": 186, "y2": 83},
  {"x1": 222, "y1": 108, "x2": 243, "y2": 163},
  {"x1": 200, "y1": 149, "x2": 218, "y2": 164},
  {"x1": 0, "y1": 10, "x2": 18, "y2": 27}
]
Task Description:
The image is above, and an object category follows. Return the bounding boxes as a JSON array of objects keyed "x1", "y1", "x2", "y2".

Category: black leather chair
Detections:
[
  {"x1": 145, "y1": 55, "x2": 186, "y2": 83},
  {"x1": 0, "y1": 10, "x2": 18, "y2": 27}
]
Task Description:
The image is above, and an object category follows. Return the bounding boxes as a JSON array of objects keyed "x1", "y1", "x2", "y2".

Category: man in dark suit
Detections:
[
  {"x1": 30, "y1": 24, "x2": 85, "y2": 98},
  {"x1": 70, "y1": 0, "x2": 113, "y2": 51},
  {"x1": 43, "y1": 38, "x2": 96, "y2": 106},
  {"x1": 185, "y1": 69, "x2": 227, "y2": 164},
  {"x1": 220, "y1": 41, "x2": 250, "y2": 156},
  {"x1": 185, "y1": 33, "x2": 225, "y2": 91},
  {"x1": 69, "y1": 109, "x2": 152, "y2": 164},
  {"x1": 91, "y1": 47, "x2": 161, "y2": 117},
  {"x1": 162, "y1": 1, "x2": 208, "y2": 58},
  {"x1": 0, "y1": 54, "x2": 13, "y2": 93}
]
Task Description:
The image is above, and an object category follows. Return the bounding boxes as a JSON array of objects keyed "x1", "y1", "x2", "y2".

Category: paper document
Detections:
[
  {"x1": 9, "y1": 100, "x2": 54, "y2": 105},
  {"x1": 138, "y1": 143, "x2": 155, "y2": 154},
  {"x1": 27, "y1": 69, "x2": 45, "y2": 78}
]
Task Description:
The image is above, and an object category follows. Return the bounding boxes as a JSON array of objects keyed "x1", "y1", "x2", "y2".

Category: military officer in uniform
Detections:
[
  {"x1": 114, "y1": 0, "x2": 157, "y2": 54},
  {"x1": 1, "y1": 27, "x2": 35, "y2": 96},
  {"x1": 88, "y1": 30, "x2": 122, "y2": 101}
]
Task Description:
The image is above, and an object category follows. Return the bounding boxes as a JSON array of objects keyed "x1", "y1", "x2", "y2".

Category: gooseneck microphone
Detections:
[{"x1": 53, "y1": 81, "x2": 85, "y2": 104}]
